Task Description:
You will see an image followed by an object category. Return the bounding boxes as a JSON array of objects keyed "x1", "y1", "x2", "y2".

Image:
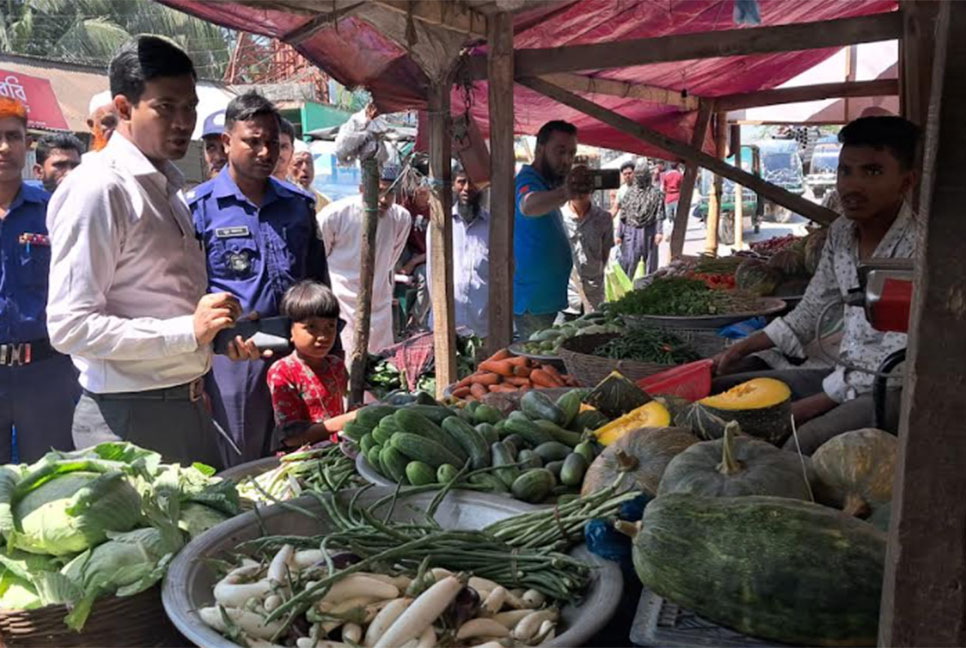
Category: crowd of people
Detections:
[{"x1": 0, "y1": 34, "x2": 921, "y2": 468}]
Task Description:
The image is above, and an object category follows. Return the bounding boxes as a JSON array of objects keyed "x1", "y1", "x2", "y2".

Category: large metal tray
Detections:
[
  {"x1": 163, "y1": 489, "x2": 622, "y2": 648},
  {"x1": 622, "y1": 297, "x2": 787, "y2": 330}
]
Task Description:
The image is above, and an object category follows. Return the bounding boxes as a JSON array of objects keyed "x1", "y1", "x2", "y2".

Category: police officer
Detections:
[
  {"x1": 0, "y1": 98, "x2": 79, "y2": 462},
  {"x1": 190, "y1": 91, "x2": 330, "y2": 466}
]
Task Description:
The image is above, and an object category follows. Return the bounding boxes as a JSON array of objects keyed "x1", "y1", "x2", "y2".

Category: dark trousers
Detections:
[
  {"x1": 72, "y1": 389, "x2": 224, "y2": 470},
  {"x1": 206, "y1": 355, "x2": 274, "y2": 468},
  {"x1": 0, "y1": 355, "x2": 78, "y2": 463},
  {"x1": 620, "y1": 220, "x2": 659, "y2": 277}
]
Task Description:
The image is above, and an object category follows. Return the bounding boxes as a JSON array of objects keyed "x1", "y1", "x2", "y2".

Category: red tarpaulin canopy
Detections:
[
  {"x1": 0, "y1": 69, "x2": 69, "y2": 130},
  {"x1": 158, "y1": 0, "x2": 897, "y2": 157}
]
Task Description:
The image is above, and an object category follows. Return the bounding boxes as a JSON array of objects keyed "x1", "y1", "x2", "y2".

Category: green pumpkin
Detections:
[
  {"x1": 658, "y1": 422, "x2": 813, "y2": 500},
  {"x1": 584, "y1": 371, "x2": 651, "y2": 419},
  {"x1": 581, "y1": 426, "x2": 699, "y2": 497},
  {"x1": 627, "y1": 494, "x2": 886, "y2": 646},
  {"x1": 811, "y1": 428, "x2": 897, "y2": 518},
  {"x1": 677, "y1": 377, "x2": 792, "y2": 446}
]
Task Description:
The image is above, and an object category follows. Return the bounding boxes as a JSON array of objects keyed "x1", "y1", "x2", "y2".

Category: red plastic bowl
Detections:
[{"x1": 637, "y1": 359, "x2": 713, "y2": 402}]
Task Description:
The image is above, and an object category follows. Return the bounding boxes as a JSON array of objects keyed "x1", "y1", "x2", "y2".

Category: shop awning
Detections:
[{"x1": 0, "y1": 69, "x2": 69, "y2": 130}]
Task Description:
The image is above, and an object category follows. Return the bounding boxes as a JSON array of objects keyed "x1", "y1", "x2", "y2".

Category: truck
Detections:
[{"x1": 804, "y1": 140, "x2": 841, "y2": 200}]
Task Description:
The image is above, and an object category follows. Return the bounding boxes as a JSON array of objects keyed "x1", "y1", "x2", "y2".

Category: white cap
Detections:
[
  {"x1": 88, "y1": 90, "x2": 113, "y2": 115},
  {"x1": 293, "y1": 139, "x2": 311, "y2": 155}
]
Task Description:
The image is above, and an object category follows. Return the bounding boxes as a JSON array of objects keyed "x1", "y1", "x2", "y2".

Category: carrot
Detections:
[
  {"x1": 513, "y1": 365, "x2": 532, "y2": 378},
  {"x1": 478, "y1": 360, "x2": 516, "y2": 377},
  {"x1": 469, "y1": 373, "x2": 501, "y2": 386},
  {"x1": 506, "y1": 356, "x2": 530, "y2": 368},
  {"x1": 470, "y1": 383, "x2": 488, "y2": 399},
  {"x1": 530, "y1": 369, "x2": 561, "y2": 388},
  {"x1": 488, "y1": 383, "x2": 517, "y2": 393},
  {"x1": 540, "y1": 363, "x2": 564, "y2": 381},
  {"x1": 483, "y1": 348, "x2": 511, "y2": 364},
  {"x1": 453, "y1": 386, "x2": 471, "y2": 398},
  {"x1": 504, "y1": 376, "x2": 532, "y2": 387}
]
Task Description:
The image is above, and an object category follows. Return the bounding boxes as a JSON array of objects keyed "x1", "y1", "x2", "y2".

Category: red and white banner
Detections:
[{"x1": 0, "y1": 69, "x2": 69, "y2": 130}]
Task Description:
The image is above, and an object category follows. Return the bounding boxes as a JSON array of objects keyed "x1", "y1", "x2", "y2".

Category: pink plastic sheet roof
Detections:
[{"x1": 160, "y1": 0, "x2": 897, "y2": 157}]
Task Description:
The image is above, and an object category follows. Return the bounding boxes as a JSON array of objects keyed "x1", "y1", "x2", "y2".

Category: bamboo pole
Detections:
[
  {"x1": 704, "y1": 112, "x2": 727, "y2": 256},
  {"x1": 348, "y1": 157, "x2": 380, "y2": 406}
]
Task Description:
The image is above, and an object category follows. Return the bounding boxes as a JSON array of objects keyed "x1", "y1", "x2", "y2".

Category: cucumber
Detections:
[
  {"x1": 341, "y1": 420, "x2": 369, "y2": 442},
  {"x1": 491, "y1": 441, "x2": 520, "y2": 488},
  {"x1": 458, "y1": 406, "x2": 477, "y2": 423},
  {"x1": 508, "y1": 410, "x2": 532, "y2": 423},
  {"x1": 470, "y1": 473, "x2": 508, "y2": 493},
  {"x1": 395, "y1": 410, "x2": 467, "y2": 463},
  {"x1": 533, "y1": 441, "x2": 572, "y2": 463},
  {"x1": 517, "y1": 449, "x2": 543, "y2": 470},
  {"x1": 406, "y1": 461, "x2": 437, "y2": 486},
  {"x1": 560, "y1": 452, "x2": 588, "y2": 487},
  {"x1": 502, "y1": 434, "x2": 525, "y2": 453},
  {"x1": 571, "y1": 409, "x2": 610, "y2": 433},
  {"x1": 475, "y1": 423, "x2": 499, "y2": 446},
  {"x1": 355, "y1": 404, "x2": 397, "y2": 429},
  {"x1": 441, "y1": 417, "x2": 490, "y2": 470},
  {"x1": 365, "y1": 445, "x2": 384, "y2": 474},
  {"x1": 504, "y1": 417, "x2": 554, "y2": 447},
  {"x1": 381, "y1": 446, "x2": 410, "y2": 484},
  {"x1": 359, "y1": 433, "x2": 376, "y2": 454},
  {"x1": 494, "y1": 420, "x2": 508, "y2": 436},
  {"x1": 555, "y1": 389, "x2": 587, "y2": 427},
  {"x1": 437, "y1": 463, "x2": 460, "y2": 484},
  {"x1": 521, "y1": 390, "x2": 566, "y2": 425},
  {"x1": 511, "y1": 468, "x2": 556, "y2": 503},
  {"x1": 574, "y1": 440, "x2": 596, "y2": 464},
  {"x1": 473, "y1": 404, "x2": 503, "y2": 425},
  {"x1": 371, "y1": 425, "x2": 394, "y2": 446},
  {"x1": 545, "y1": 460, "x2": 564, "y2": 480},
  {"x1": 413, "y1": 391, "x2": 439, "y2": 406},
  {"x1": 390, "y1": 433, "x2": 463, "y2": 469},
  {"x1": 533, "y1": 420, "x2": 583, "y2": 447},
  {"x1": 466, "y1": 401, "x2": 481, "y2": 415},
  {"x1": 400, "y1": 404, "x2": 452, "y2": 425}
]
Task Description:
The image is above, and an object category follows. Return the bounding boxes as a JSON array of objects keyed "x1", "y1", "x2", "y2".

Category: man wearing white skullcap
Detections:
[
  {"x1": 289, "y1": 139, "x2": 331, "y2": 212},
  {"x1": 85, "y1": 90, "x2": 117, "y2": 152}
]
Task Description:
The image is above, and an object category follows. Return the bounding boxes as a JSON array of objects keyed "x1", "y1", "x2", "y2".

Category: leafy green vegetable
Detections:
[
  {"x1": 177, "y1": 502, "x2": 229, "y2": 539},
  {"x1": 610, "y1": 277, "x2": 762, "y2": 317},
  {"x1": 593, "y1": 329, "x2": 701, "y2": 365}
]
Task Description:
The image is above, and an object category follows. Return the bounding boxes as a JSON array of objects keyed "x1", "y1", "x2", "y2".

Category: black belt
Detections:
[
  {"x1": 0, "y1": 339, "x2": 59, "y2": 367},
  {"x1": 84, "y1": 377, "x2": 205, "y2": 403}
]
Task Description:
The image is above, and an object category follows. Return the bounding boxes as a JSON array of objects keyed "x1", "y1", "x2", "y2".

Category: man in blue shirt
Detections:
[
  {"x1": 0, "y1": 98, "x2": 79, "y2": 462},
  {"x1": 190, "y1": 91, "x2": 330, "y2": 465},
  {"x1": 514, "y1": 120, "x2": 592, "y2": 340}
]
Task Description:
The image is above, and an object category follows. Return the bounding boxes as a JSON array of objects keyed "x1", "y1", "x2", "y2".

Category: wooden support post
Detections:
[
  {"x1": 881, "y1": 3, "x2": 966, "y2": 644},
  {"x1": 348, "y1": 157, "x2": 380, "y2": 407},
  {"x1": 671, "y1": 101, "x2": 713, "y2": 258},
  {"x1": 518, "y1": 76, "x2": 838, "y2": 225},
  {"x1": 428, "y1": 80, "x2": 457, "y2": 399},
  {"x1": 733, "y1": 125, "x2": 743, "y2": 251},
  {"x1": 487, "y1": 11, "x2": 514, "y2": 352},
  {"x1": 900, "y1": 0, "x2": 940, "y2": 127},
  {"x1": 704, "y1": 112, "x2": 727, "y2": 256}
]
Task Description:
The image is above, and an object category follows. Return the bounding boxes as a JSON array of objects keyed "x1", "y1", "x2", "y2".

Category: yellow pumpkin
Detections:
[
  {"x1": 594, "y1": 401, "x2": 671, "y2": 446},
  {"x1": 678, "y1": 377, "x2": 792, "y2": 445}
]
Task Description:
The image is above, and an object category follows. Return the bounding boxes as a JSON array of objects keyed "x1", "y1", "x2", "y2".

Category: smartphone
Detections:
[
  {"x1": 587, "y1": 169, "x2": 622, "y2": 191},
  {"x1": 213, "y1": 316, "x2": 292, "y2": 355}
]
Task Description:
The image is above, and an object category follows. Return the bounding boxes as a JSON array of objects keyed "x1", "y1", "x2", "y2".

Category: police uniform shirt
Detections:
[{"x1": 0, "y1": 183, "x2": 51, "y2": 344}]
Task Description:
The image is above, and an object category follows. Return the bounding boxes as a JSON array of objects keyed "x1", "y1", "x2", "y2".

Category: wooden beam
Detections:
[
  {"x1": 519, "y1": 76, "x2": 838, "y2": 225},
  {"x1": 283, "y1": 2, "x2": 366, "y2": 45},
  {"x1": 371, "y1": 0, "x2": 488, "y2": 39},
  {"x1": 487, "y1": 11, "x2": 515, "y2": 352},
  {"x1": 348, "y1": 158, "x2": 380, "y2": 407},
  {"x1": 468, "y1": 12, "x2": 902, "y2": 79},
  {"x1": 538, "y1": 73, "x2": 699, "y2": 110},
  {"x1": 716, "y1": 78, "x2": 899, "y2": 111},
  {"x1": 900, "y1": 0, "x2": 940, "y2": 127},
  {"x1": 704, "y1": 112, "x2": 727, "y2": 256},
  {"x1": 881, "y1": 2, "x2": 966, "y2": 644},
  {"x1": 671, "y1": 100, "x2": 713, "y2": 258},
  {"x1": 732, "y1": 124, "x2": 744, "y2": 251},
  {"x1": 427, "y1": 80, "x2": 458, "y2": 399}
]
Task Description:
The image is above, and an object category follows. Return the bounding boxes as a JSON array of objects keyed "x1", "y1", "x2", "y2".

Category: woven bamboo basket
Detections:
[{"x1": 0, "y1": 585, "x2": 187, "y2": 647}]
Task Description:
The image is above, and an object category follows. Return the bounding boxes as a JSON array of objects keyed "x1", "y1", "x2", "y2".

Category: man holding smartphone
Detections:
[
  {"x1": 190, "y1": 91, "x2": 330, "y2": 466},
  {"x1": 47, "y1": 37, "x2": 260, "y2": 469}
]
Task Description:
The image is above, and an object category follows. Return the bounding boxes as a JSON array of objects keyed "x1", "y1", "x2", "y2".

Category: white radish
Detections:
[
  {"x1": 365, "y1": 572, "x2": 413, "y2": 590},
  {"x1": 521, "y1": 589, "x2": 545, "y2": 608},
  {"x1": 264, "y1": 594, "x2": 282, "y2": 612},
  {"x1": 468, "y1": 576, "x2": 500, "y2": 594},
  {"x1": 246, "y1": 637, "x2": 287, "y2": 648},
  {"x1": 342, "y1": 623, "x2": 362, "y2": 643},
  {"x1": 481, "y1": 586, "x2": 507, "y2": 616},
  {"x1": 428, "y1": 568, "x2": 452, "y2": 581},
  {"x1": 456, "y1": 618, "x2": 510, "y2": 640},
  {"x1": 294, "y1": 549, "x2": 326, "y2": 568},
  {"x1": 512, "y1": 609, "x2": 558, "y2": 642},
  {"x1": 362, "y1": 599, "x2": 391, "y2": 624},
  {"x1": 318, "y1": 596, "x2": 378, "y2": 615},
  {"x1": 399, "y1": 641, "x2": 418, "y2": 648},
  {"x1": 199, "y1": 606, "x2": 285, "y2": 640},
  {"x1": 364, "y1": 597, "x2": 411, "y2": 646},
  {"x1": 267, "y1": 544, "x2": 295, "y2": 587},
  {"x1": 492, "y1": 609, "x2": 532, "y2": 629},
  {"x1": 534, "y1": 619, "x2": 556, "y2": 644},
  {"x1": 415, "y1": 625, "x2": 436, "y2": 648},
  {"x1": 503, "y1": 589, "x2": 531, "y2": 610},
  {"x1": 296, "y1": 639, "x2": 352, "y2": 648},
  {"x1": 321, "y1": 575, "x2": 398, "y2": 604},
  {"x1": 373, "y1": 575, "x2": 464, "y2": 648},
  {"x1": 467, "y1": 642, "x2": 504, "y2": 648},
  {"x1": 214, "y1": 576, "x2": 272, "y2": 607}
]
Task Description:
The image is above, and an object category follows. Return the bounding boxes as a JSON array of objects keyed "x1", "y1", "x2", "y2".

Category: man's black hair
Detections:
[
  {"x1": 35, "y1": 132, "x2": 84, "y2": 165},
  {"x1": 281, "y1": 280, "x2": 340, "y2": 321},
  {"x1": 108, "y1": 35, "x2": 196, "y2": 105},
  {"x1": 620, "y1": 160, "x2": 635, "y2": 172},
  {"x1": 536, "y1": 120, "x2": 577, "y2": 146},
  {"x1": 279, "y1": 117, "x2": 296, "y2": 142},
  {"x1": 452, "y1": 160, "x2": 468, "y2": 178},
  {"x1": 838, "y1": 116, "x2": 921, "y2": 170},
  {"x1": 225, "y1": 91, "x2": 280, "y2": 131}
]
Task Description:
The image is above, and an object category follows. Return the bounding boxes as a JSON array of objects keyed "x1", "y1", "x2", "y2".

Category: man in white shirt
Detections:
[
  {"x1": 46, "y1": 36, "x2": 258, "y2": 468},
  {"x1": 317, "y1": 164, "x2": 411, "y2": 355}
]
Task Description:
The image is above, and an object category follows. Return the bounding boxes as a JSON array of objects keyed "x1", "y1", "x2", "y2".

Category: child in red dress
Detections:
[{"x1": 267, "y1": 280, "x2": 348, "y2": 449}]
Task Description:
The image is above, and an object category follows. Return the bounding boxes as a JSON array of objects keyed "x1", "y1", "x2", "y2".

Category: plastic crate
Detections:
[{"x1": 637, "y1": 359, "x2": 713, "y2": 402}]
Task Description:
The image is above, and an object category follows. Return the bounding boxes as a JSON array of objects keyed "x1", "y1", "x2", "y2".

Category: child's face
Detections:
[{"x1": 291, "y1": 316, "x2": 339, "y2": 360}]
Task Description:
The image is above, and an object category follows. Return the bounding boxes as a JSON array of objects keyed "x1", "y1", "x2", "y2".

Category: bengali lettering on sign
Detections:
[{"x1": 0, "y1": 69, "x2": 69, "y2": 130}]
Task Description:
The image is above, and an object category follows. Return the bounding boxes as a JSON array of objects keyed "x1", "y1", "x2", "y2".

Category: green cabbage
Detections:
[{"x1": 178, "y1": 502, "x2": 229, "y2": 539}]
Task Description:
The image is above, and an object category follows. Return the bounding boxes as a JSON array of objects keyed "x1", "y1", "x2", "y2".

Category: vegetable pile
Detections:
[
  {"x1": 0, "y1": 442, "x2": 239, "y2": 629},
  {"x1": 235, "y1": 443, "x2": 366, "y2": 507},
  {"x1": 592, "y1": 329, "x2": 700, "y2": 365},
  {"x1": 200, "y1": 481, "x2": 633, "y2": 647},
  {"x1": 609, "y1": 277, "x2": 764, "y2": 318},
  {"x1": 347, "y1": 390, "x2": 610, "y2": 504},
  {"x1": 450, "y1": 348, "x2": 578, "y2": 401},
  {"x1": 366, "y1": 335, "x2": 482, "y2": 398},
  {"x1": 519, "y1": 311, "x2": 622, "y2": 356}
]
